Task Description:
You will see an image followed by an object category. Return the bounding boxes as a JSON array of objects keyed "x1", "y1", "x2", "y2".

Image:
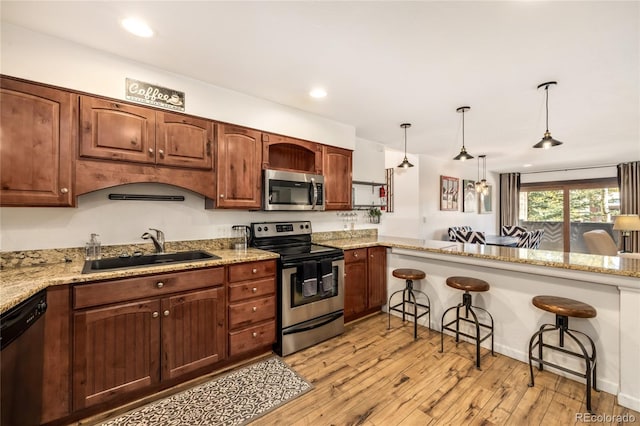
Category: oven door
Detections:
[
  {"x1": 281, "y1": 259, "x2": 344, "y2": 328},
  {"x1": 264, "y1": 169, "x2": 324, "y2": 211}
]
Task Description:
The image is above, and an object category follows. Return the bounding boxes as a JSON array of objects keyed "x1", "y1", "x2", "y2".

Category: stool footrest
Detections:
[
  {"x1": 528, "y1": 322, "x2": 598, "y2": 413},
  {"x1": 442, "y1": 317, "x2": 493, "y2": 344}
]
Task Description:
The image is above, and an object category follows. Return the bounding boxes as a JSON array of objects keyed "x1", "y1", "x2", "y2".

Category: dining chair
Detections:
[
  {"x1": 583, "y1": 230, "x2": 618, "y2": 256},
  {"x1": 516, "y1": 231, "x2": 534, "y2": 248},
  {"x1": 451, "y1": 230, "x2": 486, "y2": 244},
  {"x1": 530, "y1": 229, "x2": 544, "y2": 249},
  {"x1": 448, "y1": 226, "x2": 473, "y2": 241},
  {"x1": 501, "y1": 225, "x2": 526, "y2": 238}
]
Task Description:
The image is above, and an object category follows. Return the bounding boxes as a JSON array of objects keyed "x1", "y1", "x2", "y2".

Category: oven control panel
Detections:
[{"x1": 251, "y1": 221, "x2": 312, "y2": 238}]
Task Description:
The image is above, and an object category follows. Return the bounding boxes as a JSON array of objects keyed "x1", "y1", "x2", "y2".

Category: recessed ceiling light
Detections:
[
  {"x1": 523, "y1": 164, "x2": 533, "y2": 168},
  {"x1": 121, "y1": 17, "x2": 154, "y2": 38},
  {"x1": 309, "y1": 88, "x2": 327, "y2": 99}
]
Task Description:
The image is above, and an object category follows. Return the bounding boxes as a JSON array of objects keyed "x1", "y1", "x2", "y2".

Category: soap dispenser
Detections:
[{"x1": 85, "y1": 233, "x2": 101, "y2": 260}]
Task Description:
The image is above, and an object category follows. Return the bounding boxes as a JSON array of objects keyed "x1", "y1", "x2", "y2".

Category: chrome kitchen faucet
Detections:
[{"x1": 141, "y1": 228, "x2": 165, "y2": 253}]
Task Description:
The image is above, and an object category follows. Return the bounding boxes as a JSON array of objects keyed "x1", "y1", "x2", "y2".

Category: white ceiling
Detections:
[{"x1": 2, "y1": 1, "x2": 639, "y2": 173}]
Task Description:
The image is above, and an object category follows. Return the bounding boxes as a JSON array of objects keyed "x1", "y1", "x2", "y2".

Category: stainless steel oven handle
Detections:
[
  {"x1": 311, "y1": 177, "x2": 318, "y2": 210},
  {"x1": 282, "y1": 311, "x2": 343, "y2": 335}
]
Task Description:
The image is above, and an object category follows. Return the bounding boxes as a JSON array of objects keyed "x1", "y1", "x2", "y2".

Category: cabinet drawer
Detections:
[
  {"x1": 228, "y1": 260, "x2": 276, "y2": 283},
  {"x1": 228, "y1": 296, "x2": 276, "y2": 329},
  {"x1": 229, "y1": 321, "x2": 276, "y2": 356},
  {"x1": 74, "y1": 267, "x2": 224, "y2": 309},
  {"x1": 345, "y1": 248, "x2": 367, "y2": 263},
  {"x1": 228, "y1": 277, "x2": 276, "y2": 303}
]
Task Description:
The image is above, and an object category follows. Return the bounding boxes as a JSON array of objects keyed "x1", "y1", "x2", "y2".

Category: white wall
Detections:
[
  {"x1": 418, "y1": 155, "x2": 498, "y2": 240},
  {"x1": 0, "y1": 23, "x2": 496, "y2": 251},
  {"x1": 0, "y1": 23, "x2": 355, "y2": 149},
  {"x1": 0, "y1": 183, "x2": 376, "y2": 251},
  {"x1": 520, "y1": 166, "x2": 617, "y2": 183}
]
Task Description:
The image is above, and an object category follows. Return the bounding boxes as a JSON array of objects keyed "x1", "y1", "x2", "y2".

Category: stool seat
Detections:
[
  {"x1": 393, "y1": 268, "x2": 426, "y2": 280},
  {"x1": 446, "y1": 276, "x2": 490, "y2": 292},
  {"x1": 532, "y1": 295, "x2": 597, "y2": 318}
]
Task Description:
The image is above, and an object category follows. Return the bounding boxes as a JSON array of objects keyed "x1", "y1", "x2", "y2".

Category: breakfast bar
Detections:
[{"x1": 318, "y1": 236, "x2": 640, "y2": 412}]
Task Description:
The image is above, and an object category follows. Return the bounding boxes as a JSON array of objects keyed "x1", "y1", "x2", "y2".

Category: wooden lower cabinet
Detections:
[
  {"x1": 73, "y1": 299, "x2": 161, "y2": 409},
  {"x1": 72, "y1": 269, "x2": 226, "y2": 410},
  {"x1": 344, "y1": 246, "x2": 387, "y2": 322},
  {"x1": 227, "y1": 260, "x2": 277, "y2": 356},
  {"x1": 161, "y1": 288, "x2": 226, "y2": 380}
]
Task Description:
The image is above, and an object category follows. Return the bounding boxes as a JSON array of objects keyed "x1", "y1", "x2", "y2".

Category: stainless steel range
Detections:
[{"x1": 250, "y1": 221, "x2": 344, "y2": 356}]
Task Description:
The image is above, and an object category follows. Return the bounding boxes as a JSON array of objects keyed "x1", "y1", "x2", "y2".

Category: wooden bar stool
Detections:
[
  {"x1": 440, "y1": 276, "x2": 494, "y2": 369},
  {"x1": 528, "y1": 295, "x2": 598, "y2": 413},
  {"x1": 387, "y1": 268, "x2": 430, "y2": 340}
]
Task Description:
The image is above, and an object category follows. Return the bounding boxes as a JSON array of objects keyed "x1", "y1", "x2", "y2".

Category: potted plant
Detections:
[{"x1": 368, "y1": 207, "x2": 382, "y2": 224}]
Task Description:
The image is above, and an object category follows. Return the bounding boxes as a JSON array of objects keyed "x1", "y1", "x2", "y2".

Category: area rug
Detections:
[{"x1": 101, "y1": 356, "x2": 312, "y2": 426}]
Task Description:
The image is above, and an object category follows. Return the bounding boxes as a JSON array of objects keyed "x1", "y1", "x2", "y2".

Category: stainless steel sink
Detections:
[{"x1": 82, "y1": 250, "x2": 220, "y2": 274}]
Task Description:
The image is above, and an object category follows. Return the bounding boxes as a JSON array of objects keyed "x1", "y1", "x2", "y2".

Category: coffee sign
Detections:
[{"x1": 125, "y1": 78, "x2": 185, "y2": 112}]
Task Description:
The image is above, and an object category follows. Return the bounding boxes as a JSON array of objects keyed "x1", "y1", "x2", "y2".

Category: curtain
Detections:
[
  {"x1": 617, "y1": 161, "x2": 640, "y2": 253},
  {"x1": 499, "y1": 173, "x2": 520, "y2": 230}
]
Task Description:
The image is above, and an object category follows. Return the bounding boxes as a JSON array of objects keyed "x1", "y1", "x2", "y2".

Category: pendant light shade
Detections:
[
  {"x1": 475, "y1": 154, "x2": 488, "y2": 194},
  {"x1": 533, "y1": 81, "x2": 563, "y2": 149},
  {"x1": 397, "y1": 123, "x2": 414, "y2": 168},
  {"x1": 453, "y1": 106, "x2": 474, "y2": 161}
]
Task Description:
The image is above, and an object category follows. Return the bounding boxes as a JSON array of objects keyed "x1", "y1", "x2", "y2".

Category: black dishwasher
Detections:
[{"x1": 1, "y1": 289, "x2": 47, "y2": 426}]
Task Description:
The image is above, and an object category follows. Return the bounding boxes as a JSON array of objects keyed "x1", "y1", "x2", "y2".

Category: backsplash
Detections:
[{"x1": 1, "y1": 229, "x2": 377, "y2": 269}]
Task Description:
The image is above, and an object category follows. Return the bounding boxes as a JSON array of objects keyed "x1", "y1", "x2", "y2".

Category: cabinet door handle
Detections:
[
  {"x1": 252, "y1": 307, "x2": 257, "y2": 312},
  {"x1": 156, "y1": 282, "x2": 164, "y2": 288},
  {"x1": 148, "y1": 148, "x2": 154, "y2": 154},
  {"x1": 252, "y1": 332, "x2": 258, "y2": 338},
  {"x1": 220, "y1": 194, "x2": 224, "y2": 198},
  {"x1": 252, "y1": 287, "x2": 258, "y2": 293},
  {"x1": 158, "y1": 149, "x2": 165, "y2": 157},
  {"x1": 60, "y1": 188, "x2": 69, "y2": 194},
  {"x1": 370, "y1": 254, "x2": 374, "y2": 258},
  {"x1": 252, "y1": 268, "x2": 257, "y2": 274},
  {"x1": 163, "y1": 310, "x2": 170, "y2": 317},
  {"x1": 354, "y1": 253, "x2": 358, "y2": 258},
  {"x1": 152, "y1": 312, "x2": 159, "y2": 318}
]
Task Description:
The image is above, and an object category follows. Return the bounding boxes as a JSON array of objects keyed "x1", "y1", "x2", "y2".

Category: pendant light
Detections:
[
  {"x1": 475, "y1": 154, "x2": 488, "y2": 194},
  {"x1": 397, "y1": 123, "x2": 414, "y2": 168},
  {"x1": 533, "y1": 81, "x2": 563, "y2": 149},
  {"x1": 453, "y1": 106, "x2": 474, "y2": 161}
]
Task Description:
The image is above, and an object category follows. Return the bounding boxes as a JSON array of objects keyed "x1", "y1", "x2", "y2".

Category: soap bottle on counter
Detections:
[{"x1": 85, "y1": 233, "x2": 101, "y2": 260}]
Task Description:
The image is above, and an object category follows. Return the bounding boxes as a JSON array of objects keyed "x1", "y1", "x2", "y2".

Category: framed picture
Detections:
[
  {"x1": 462, "y1": 179, "x2": 476, "y2": 213},
  {"x1": 440, "y1": 175, "x2": 459, "y2": 211},
  {"x1": 479, "y1": 185, "x2": 492, "y2": 214}
]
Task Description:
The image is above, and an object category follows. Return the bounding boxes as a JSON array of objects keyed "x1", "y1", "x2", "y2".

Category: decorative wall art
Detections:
[
  {"x1": 462, "y1": 179, "x2": 476, "y2": 213},
  {"x1": 440, "y1": 175, "x2": 459, "y2": 211},
  {"x1": 125, "y1": 78, "x2": 185, "y2": 112},
  {"x1": 479, "y1": 185, "x2": 493, "y2": 214}
]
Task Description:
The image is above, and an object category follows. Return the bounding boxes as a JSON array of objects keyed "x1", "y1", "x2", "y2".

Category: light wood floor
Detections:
[{"x1": 254, "y1": 313, "x2": 640, "y2": 426}]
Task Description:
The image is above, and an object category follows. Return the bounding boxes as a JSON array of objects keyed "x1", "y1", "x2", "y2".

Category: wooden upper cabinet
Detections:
[
  {"x1": 323, "y1": 145, "x2": 353, "y2": 210},
  {"x1": 0, "y1": 77, "x2": 75, "y2": 206},
  {"x1": 262, "y1": 133, "x2": 322, "y2": 174},
  {"x1": 156, "y1": 112, "x2": 214, "y2": 170},
  {"x1": 216, "y1": 124, "x2": 262, "y2": 209},
  {"x1": 79, "y1": 95, "x2": 156, "y2": 164}
]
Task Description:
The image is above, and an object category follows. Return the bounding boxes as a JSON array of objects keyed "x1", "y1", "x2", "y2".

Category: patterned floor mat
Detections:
[{"x1": 101, "y1": 357, "x2": 312, "y2": 426}]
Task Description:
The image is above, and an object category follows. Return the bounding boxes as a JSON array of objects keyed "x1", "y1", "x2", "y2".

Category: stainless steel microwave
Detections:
[{"x1": 263, "y1": 169, "x2": 325, "y2": 211}]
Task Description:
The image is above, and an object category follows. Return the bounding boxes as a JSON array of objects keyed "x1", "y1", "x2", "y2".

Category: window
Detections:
[{"x1": 519, "y1": 178, "x2": 619, "y2": 252}]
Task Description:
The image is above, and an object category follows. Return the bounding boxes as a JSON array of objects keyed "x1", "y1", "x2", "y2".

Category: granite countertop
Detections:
[
  {"x1": 3, "y1": 231, "x2": 639, "y2": 314},
  {"x1": 319, "y1": 235, "x2": 640, "y2": 279},
  {"x1": 0, "y1": 241, "x2": 278, "y2": 315}
]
